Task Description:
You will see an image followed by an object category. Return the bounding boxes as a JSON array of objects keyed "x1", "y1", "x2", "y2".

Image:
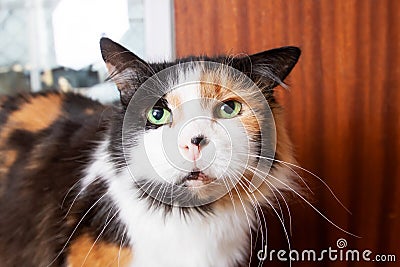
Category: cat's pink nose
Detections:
[{"x1": 180, "y1": 135, "x2": 208, "y2": 161}]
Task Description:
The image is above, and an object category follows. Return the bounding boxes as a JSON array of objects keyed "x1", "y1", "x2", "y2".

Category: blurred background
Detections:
[
  {"x1": 0, "y1": 0, "x2": 399, "y2": 266},
  {"x1": 0, "y1": 0, "x2": 173, "y2": 102}
]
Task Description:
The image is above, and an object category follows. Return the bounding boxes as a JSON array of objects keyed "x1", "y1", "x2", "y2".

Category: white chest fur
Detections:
[
  {"x1": 82, "y1": 141, "x2": 257, "y2": 267},
  {"x1": 107, "y1": 171, "x2": 254, "y2": 267}
]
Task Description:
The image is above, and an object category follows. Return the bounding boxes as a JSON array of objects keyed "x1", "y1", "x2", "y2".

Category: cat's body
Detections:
[
  {"x1": 0, "y1": 92, "x2": 117, "y2": 266},
  {"x1": 0, "y1": 38, "x2": 300, "y2": 267}
]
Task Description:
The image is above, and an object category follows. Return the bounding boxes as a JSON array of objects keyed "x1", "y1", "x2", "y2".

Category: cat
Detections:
[{"x1": 0, "y1": 37, "x2": 300, "y2": 267}]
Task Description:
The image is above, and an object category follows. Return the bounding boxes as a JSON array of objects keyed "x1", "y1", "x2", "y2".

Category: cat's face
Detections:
[
  {"x1": 125, "y1": 64, "x2": 268, "y2": 205},
  {"x1": 100, "y1": 38, "x2": 300, "y2": 208}
]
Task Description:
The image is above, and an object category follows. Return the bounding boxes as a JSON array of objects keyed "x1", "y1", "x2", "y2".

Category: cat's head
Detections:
[{"x1": 100, "y1": 38, "x2": 300, "y2": 210}]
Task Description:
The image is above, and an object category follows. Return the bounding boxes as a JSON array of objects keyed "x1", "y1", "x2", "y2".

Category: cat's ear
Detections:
[
  {"x1": 234, "y1": 46, "x2": 301, "y2": 91},
  {"x1": 100, "y1": 37, "x2": 150, "y2": 105}
]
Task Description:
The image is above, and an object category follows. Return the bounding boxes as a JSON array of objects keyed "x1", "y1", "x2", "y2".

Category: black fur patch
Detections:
[
  {"x1": 134, "y1": 179, "x2": 214, "y2": 217},
  {"x1": 0, "y1": 92, "x2": 121, "y2": 266}
]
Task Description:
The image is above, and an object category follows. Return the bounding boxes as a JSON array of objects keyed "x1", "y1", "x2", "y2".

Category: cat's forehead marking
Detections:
[
  {"x1": 165, "y1": 65, "x2": 239, "y2": 110},
  {"x1": 199, "y1": 71, "x2": 241, "y2": 102},
  {"x1": 165, "y1": 93, "x2": 181, "y2": 108},
  {"x1": 165, "y1": 66, "x2": 202, "y2": 109}
]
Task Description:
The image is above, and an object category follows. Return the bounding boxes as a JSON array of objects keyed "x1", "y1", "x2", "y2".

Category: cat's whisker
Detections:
[
  {"x1": 221, "y1": 176, "x2": 237, "y2": 215},
  {"x1": 230, "y1": 170, "x2": 294, "y2": 267},
  {"x1": 263, "y1": 180, "x2": 293, "y2": 235},
  {"x1": 240, "y1": 186, "x2": 267, "y2": 267},
  {"x1": 62, "y1": 176, "x2": 102, "y2": 221},
  {"x1": 256, "y1": 173, "x2": 293, "y2": 236},
  {"x1": 226, "y1": 169, "x2": 271, "y2": 267},
  {"x1": 47, "y1": 193, "x2": 108, "y2": 267},
  {"x1": 236, "y1": 152, "x2": 313, "y2": 194},
  {"x1": 224, "y1": 174, "x2": 254, "y2": 256},
  {"x1": 80, "y1": 208, "x2": 120, "y2": 267},
  {"x1": 80, "y1": 208, "x2": 114, "y2": 266},
  {"x1": 61, "y1": 179, "x2": 82, "y2": 209},
  {"x1": 169, "y1": 181, "x2": 174, "y2": 208},
  {"x1": 227, "y1": 167, "x2": 272, "y2": 233},
  {"x1": 243, "y1": 164, "x2": 359, "y2": 237},
  {"x1": 161, "y1": 183, "x2": 173, "y2": 207},
  {"x1": 228, "y1": 171, "x2": 266, "y2": 266},
  {"x1": 232, "y1": 189, "x2": 259, "y2": 267},
  {"x1": 149, "y1": 182, "x2": 165, "y2": 210},
  {"x1": 160, "y1": 184, "x2": 170, "y2": 208},
  {"x1": 117, "y1": 227, "x2": 127, "y2": 267},
  {"x1": 241, "y1": 153, "x2": 351, "y2": 214},
  {"x1": 240, "y1": 189, "x2": 267, "y2": 267},
  {"x1": 229, "y1": 159, "x2": 286, "y2": 223},
  {"x1": 228, "y1": 170, "x2": 286, "y2": 243},
  {"x1": 238, "y1": 163, "x2": 293, "y2": 234},
  {"x1": 266, "y1": 172, "x2": 359, "y2": 237},
  {"x1": 137, "y1": 179, "x2": 158, "y2": 201}
]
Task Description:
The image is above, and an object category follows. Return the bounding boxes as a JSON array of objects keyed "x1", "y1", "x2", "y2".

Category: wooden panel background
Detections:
[{"x1": 174, "y1": 0, "x2": 399, "y2": 266}]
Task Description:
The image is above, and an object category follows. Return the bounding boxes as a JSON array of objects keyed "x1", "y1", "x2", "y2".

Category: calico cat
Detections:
[{"x1": 0, "y1": 38, "x2": 300, "y2": 267}]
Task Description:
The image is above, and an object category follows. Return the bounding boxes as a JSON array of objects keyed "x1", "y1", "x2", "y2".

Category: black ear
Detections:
[
  {"x1": 233, "y1": 46, "x2": 301, "y2": 91},
  {"x1": 100, "y1": 37, "x2": 150, "y2": 105}
]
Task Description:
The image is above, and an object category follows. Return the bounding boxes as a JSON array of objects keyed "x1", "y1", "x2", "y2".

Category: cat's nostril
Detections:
[{"x1": 191, "y1": 135, "x2": 206, "y2": 146}]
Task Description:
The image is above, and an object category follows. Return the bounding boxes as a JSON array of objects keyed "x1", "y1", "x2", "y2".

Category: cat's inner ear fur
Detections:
[
  {"x1": 100, "y1": 37, "x2": 150, "y2": 105},
  {"x1": 233, "y1": 46, "x2": 301, "y2": 92}
]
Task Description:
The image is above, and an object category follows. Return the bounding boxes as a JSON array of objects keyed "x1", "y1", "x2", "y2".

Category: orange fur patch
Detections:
[
  {"x1": 67, "y1": 234, "x2": 132, "y2": 267},
  {"x1": 0, "y1": 94, "x2": 63, "y2": 144},
  {"x1": 9, "y1": 94, "x2": 63, "y2": 131},
  {"x1": 84, "y1": 108, "x2": 95, "y2": 115},
  {"x1": 199, "y1": 76, "x2": 238, "y2": 101},
  {"x1": 199, "y1": 80, "x2": 224, "y2": 100},
  {"x1": 0, "y1": 149, "x2": 17, "y2": 169},
  {"x1": 165, "y1": 93, "x2": 182, "y2": 109},
  {"x1": 0, "y1": 149, "x2": 17, "y2": 195}
]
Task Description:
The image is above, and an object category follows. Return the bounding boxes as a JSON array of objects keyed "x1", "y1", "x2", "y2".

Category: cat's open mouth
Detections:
[{"x1": 178, "y1": 171, "x2": 216, "y2": 187}]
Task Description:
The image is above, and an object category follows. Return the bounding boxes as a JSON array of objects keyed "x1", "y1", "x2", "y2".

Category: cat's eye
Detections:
[
  {"x1": 217, "y1": 100, "x2": 242, "y2": 119},
  {"x1": 147, "y1": 107, "x2": 172, "y2": 125}
]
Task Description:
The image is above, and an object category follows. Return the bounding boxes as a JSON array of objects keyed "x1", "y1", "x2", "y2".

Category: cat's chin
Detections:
[{"x1": 178, "y1": 171, "x2": 216, "y2": 187}]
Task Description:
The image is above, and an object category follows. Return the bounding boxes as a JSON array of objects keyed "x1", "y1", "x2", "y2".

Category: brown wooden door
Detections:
[{"x1": 174, "y1": 0, "x2": 400, "y2": 266}]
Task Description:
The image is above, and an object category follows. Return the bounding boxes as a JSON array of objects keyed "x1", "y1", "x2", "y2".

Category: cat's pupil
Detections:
[
  {"x1": 221, "y1": 101, "x2": 235, "y2": 114},
  {"x1": 152, "y1": 108, "x2": 164, "y2": 120}
]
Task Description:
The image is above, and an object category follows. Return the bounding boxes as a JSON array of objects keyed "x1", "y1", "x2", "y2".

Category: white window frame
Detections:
[{"x1": 143, "y1": 0, "x2": 175, "y2": 61}]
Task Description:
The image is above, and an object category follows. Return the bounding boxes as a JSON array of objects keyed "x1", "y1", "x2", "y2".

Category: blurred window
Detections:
[{"x1": 0, "y1": 0, "x2": 146, "y2": 103}]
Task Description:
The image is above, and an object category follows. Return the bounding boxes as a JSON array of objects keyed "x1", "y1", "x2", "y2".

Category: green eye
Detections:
[
  {"x1": 217, "y1": 100, "x2": 242, "y2": 119},
  {"x1": 147, "y1": 107, "x2": 171, "y2": 125}
]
